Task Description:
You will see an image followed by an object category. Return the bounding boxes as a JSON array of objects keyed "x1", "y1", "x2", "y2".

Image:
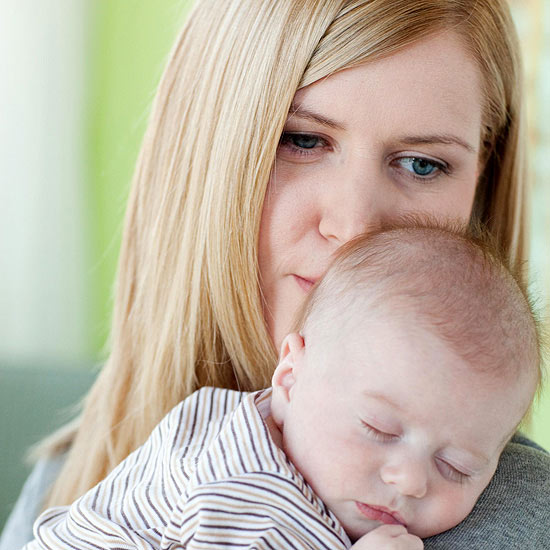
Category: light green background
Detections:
[{"x1": 85, "y1": 0, "x2": 190, "y2": 354}]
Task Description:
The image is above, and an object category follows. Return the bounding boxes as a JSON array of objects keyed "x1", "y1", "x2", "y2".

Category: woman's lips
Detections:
[
  {"x1": 356, "y1": 502, "x2": 406, "y2": 527},
  {"x1": 293, "y1": 274, "x2": 316, "y2": 293}
]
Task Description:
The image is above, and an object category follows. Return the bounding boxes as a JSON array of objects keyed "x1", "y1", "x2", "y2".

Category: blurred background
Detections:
[{"x1": 0, "y1": 0, "x2": 549, "y2": 531}]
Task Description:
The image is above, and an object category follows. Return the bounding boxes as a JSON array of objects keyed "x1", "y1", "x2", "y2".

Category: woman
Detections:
[{"x1": 3, "y1": 0, "x2": 549, "y2": 548}]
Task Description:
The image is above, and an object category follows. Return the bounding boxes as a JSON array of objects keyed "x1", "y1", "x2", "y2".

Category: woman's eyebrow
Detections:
[
  {"x1": 398, "y1": 134, "x2": 477, "y2": 154},
  {"x1": 286, "y1": 105, "x2": 477, "y2": 154},
  {"x1": 288, "y1": 103, "x2": 345, "y2": 130}
]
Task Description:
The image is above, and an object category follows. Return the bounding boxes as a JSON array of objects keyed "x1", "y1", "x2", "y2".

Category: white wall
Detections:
[{"x1": 0, "y1": 1, "x2": 91, "y2": 363}]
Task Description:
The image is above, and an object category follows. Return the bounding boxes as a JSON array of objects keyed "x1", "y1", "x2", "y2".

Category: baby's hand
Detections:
[{"x1": 350, "y1": 524, "x2": 423, "y2": 549}]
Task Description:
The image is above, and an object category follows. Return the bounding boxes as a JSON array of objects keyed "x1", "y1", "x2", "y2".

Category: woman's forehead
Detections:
[{"x1": 291, "y1": 31, "x2": 483, "y2": 150}]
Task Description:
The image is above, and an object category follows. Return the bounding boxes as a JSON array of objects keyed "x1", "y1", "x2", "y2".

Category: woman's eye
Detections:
[
  {"x1": 278, "y1": 132, "x2": 328, "y2": 157},
  {"x1": 393, "y1": 156, "x2": 448, "y2": 180},
  {"x1": 436, "y1": 458, "x2": 470, "y2": 484},
  {"x1": 361, "y1": 422, "x2": 398, "y2": 443}
]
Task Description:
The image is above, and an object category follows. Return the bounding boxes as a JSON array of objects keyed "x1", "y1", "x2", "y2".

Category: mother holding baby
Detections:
[{"x1": 3, "y1": 0, "x2": 549, "y2": 548}]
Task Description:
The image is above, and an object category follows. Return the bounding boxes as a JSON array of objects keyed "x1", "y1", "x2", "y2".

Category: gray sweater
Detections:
[{"x1": 1, "y1": 435, "x2": 549, "y2": 549}]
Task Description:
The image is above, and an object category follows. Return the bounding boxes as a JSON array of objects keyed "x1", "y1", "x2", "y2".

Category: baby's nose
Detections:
[{"x1": 380, "y1": 457, "x2": 428, "y2": 499}]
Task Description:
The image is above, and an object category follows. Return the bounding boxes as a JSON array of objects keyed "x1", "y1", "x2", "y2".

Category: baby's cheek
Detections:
[
  {"x1": 414, "y1": 487, "x2": 479, "y2": 538},
  {"x1": 287, "y1": 433, "x2": 346, "y2": 504}
]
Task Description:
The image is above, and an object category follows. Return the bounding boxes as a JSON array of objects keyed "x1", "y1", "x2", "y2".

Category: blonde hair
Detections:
[{"x1": 44, "y1": 0, "x2": 528, "y2": 506}]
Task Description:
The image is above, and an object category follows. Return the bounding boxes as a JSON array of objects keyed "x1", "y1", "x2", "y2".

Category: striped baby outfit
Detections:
[{"x1": 24, "y1": 387, "x2": 351, "y2": 549}]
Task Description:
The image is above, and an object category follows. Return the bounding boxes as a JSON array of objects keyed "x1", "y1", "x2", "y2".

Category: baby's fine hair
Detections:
[{"x1": 296, "y1": 220, "x2": 541, "y2": 388}]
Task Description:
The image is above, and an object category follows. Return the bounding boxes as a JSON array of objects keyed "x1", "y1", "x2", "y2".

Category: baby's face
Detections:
[{"x1": 271, "y1": 312, "x2": 532, "y2": 540}]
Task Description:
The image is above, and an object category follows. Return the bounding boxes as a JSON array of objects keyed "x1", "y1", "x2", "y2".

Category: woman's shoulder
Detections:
[
  {"x1": 510, "y1": 431, "x2": 548, "y2": 453},
  {"x1": 497, "y1": 434, "x2": 550, "y2": 489},
  {"x1": 0, "y1": 453, "x2": 67, "y2": 550}
]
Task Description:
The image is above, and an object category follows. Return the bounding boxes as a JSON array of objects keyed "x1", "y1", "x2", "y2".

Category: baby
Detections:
[{"x1": 24, "y1": 225, "x2": 540, "y2": 550}]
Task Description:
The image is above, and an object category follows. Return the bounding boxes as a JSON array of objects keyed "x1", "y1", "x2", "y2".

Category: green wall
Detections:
[{"x1": 85, "y1": 0, "x2": 189, "y2": 354}]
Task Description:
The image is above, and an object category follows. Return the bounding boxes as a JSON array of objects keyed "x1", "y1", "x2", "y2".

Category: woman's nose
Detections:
[
  {"x1": 380, "y1": 456, "x2": 428, "y2": 499},
  {"x1": 317, "y1": 161, "x2": 390, "y2": 245}
]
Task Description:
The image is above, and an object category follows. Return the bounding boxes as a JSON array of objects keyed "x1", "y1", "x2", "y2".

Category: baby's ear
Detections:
[{"x1": 271, "y1": 333, "x2": 305, "y2": 424}]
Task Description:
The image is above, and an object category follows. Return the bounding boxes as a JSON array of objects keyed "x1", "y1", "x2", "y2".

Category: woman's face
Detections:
[{"x1": 258, "y1": 32, "x2": 483, "y2": 349}]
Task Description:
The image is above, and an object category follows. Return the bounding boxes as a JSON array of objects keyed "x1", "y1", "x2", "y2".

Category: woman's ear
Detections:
[{"x1": 271, "y1": 332, "x2": 305, "y2": 425}]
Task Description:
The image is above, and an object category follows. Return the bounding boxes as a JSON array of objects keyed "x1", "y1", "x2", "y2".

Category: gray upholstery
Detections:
[{"x1": 0, "y1": 365, "x2": 96, "y2": 530}]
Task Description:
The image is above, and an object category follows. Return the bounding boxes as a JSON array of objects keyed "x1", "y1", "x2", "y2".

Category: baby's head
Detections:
[{"x1": 270, "y1": 224, "x2": 541, "y2": 541}]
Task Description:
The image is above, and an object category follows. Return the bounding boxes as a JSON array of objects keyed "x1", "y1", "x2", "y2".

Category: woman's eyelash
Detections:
[
  {"x1": 361, "y1": 421, "x2": 398, "y2": 443},
  {"x1": 278, "y1": 132, "x2": 328, "y2": 155},
  {"x1": 392, "y1": 156, "x2": 450, "y2": 180}
]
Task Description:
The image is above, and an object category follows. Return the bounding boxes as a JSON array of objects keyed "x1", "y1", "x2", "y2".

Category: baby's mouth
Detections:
[{"x1": 355, "y1": 502, "x2": 406, "y2": 527}]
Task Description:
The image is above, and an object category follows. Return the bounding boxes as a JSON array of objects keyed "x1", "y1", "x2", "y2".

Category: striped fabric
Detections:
[{"x1": 24, "y1": 387, "x2": 351, "y2": 550}]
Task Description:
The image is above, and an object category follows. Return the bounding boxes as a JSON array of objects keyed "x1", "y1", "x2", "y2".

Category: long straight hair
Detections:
[{"x1": 43, "y1": 0, "x2": 527, "y2": 506}]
